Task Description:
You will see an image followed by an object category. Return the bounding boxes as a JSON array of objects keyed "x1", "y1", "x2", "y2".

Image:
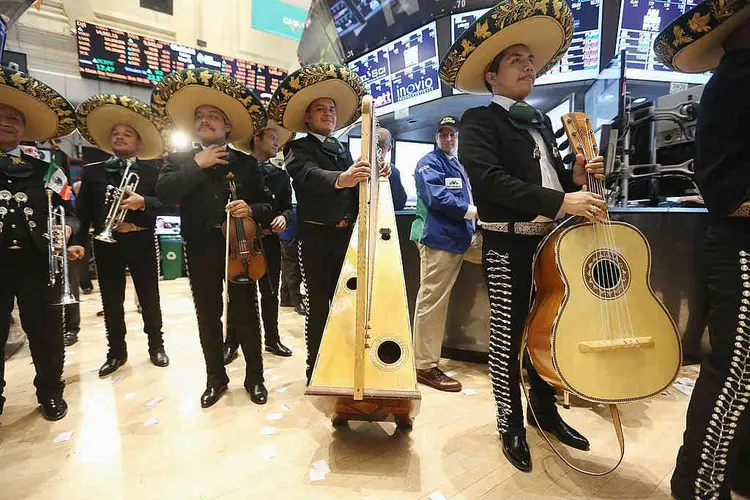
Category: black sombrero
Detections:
[
  {"x1": 0, "y1": 67, "x2": 76, "y2": 140},
  {"x1": 439, "y1": 0, "x2": 574, "y2": 94},
  {"x1": 654, "y1": 0, "x2": 750, "y2": 73},
  {"x1": 267, "y1": 63, "x2": 366, "y2": 134},
  {"x1": 151, "y1": 69, "x2": 267, "y2": 143},
  {"x1": 77, "y1": 94, "x2": 165, "y2": 160}
]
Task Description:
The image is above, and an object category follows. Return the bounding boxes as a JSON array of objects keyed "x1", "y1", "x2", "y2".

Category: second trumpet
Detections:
[{"x1": 95, "y1": 160, "x2": 140, "y2": 243}]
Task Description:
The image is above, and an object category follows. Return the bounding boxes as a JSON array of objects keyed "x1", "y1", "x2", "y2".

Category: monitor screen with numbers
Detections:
[{"x1": 616, "y1": 0, "x2": 712, "y2": 83}]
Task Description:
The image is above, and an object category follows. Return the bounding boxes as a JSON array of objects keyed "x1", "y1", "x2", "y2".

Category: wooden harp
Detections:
[{"x1": 305, "y1": 95, "x2": 421, "y2": 429}]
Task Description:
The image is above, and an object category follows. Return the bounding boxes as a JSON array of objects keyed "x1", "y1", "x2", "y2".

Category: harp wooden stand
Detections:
[{"x1": 305, "y1": 96, "x2": 421, "y2": 429}]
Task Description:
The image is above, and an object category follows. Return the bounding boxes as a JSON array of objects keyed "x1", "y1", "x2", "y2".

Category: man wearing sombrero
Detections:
[
  {"x1": 153, "y1": 69, "x2": 274, "y2": 408},
  {"x1": 268, "y1": 63, "x2": 380, "y2": 384},
  {"x1": 440, "y1": 0, "x2": 607, "y2": 471},
  {"x1": 223, "y1": 120, "x2": 295, "y2": 364},
  {"x1": 654, "y1": 2, "x2": 750, "y2": 498},
  {"x1": 0, "y1": 67, "x2": 83, "y2": 421},
  {"x1": 75, "y1": 94, "x2": 171, "y2": 378}
]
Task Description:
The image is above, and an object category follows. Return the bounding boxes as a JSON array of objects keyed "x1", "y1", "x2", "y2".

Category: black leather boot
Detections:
[
  {"x1": 245, "y1": 381, "x2": 268, "y2": 405},
  {"x1": 527, "y1": 405, "x2": 590, "y2": 451},
  {"x1": 40, "y1": 398, "x2": 68, "y2": 421},
  {"x1": 99, "y1": 355, "x2": 127, "y2": 377},
  {"x1": 500, "y1": 431, "x2": 532, "y2": 472},
  {"x1": 200, "y1": 385, "x2": 228, "y2": 408}
]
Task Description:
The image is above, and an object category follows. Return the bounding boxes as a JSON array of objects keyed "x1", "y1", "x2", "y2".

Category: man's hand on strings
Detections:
[
  {"x1": 573, "y1": 154, "x2": 605, "y2": 186},
  {"x1": 336, "y1": 160, "x2": 371, "y2": 188},
  {"x1": 226, "y1": 200, "x2": 252, "y2": 218},
  {"x1": 379, "y1": 161, "x2": 391, "y2": 178},
  {"x1": 561, "y1": 189, "x2": 608, "y2": 223}
]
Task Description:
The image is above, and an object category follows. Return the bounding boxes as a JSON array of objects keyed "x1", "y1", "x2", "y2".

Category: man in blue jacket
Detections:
[{"x1": 410, "y1": 116, "x2": 481, "y2": 392}]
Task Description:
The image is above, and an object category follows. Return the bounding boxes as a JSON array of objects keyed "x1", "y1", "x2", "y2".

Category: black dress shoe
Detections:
[
  {"x1": 200, "y1": 385, "x2": 227, "y2": 408},
  {"x1": 265, "y1": 340, "x2": 292, "y2": 357},
  {"x1": 223, "y1": 343, "x2": 239, "y2": 365},
  {"x1": 295, "y1": 303, "x2": 306, "y2": 316},
  {"x1": 246, "y1": 382, "x2": 268, "y2": 405},
  {"x1": 501, "y1": 432, "x2": 532, "y2": 472},
  {"x1": 98, "y1": 356, "x2": 127, "y2": 377},
  {"x1": 64, "y1": 331, "x2": 79, "y2": 347},
  {"x1": 149, "y1": 349, "x2": 169, "y2": 367},
  {"x1": 40, "y1": 398, "x2": 68, "y2": 421},
  {"x1": 527, "y1": 407, "x2": 590, "y2": 451}
]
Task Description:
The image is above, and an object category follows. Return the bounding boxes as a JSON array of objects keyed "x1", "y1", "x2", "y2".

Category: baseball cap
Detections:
[{"x1": 436, "y1": 116, "x2": 459, "y2": 134}]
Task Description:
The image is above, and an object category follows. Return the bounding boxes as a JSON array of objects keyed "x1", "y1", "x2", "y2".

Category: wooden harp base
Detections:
[{"x1": 309, "y1": 395, "x2": 421, "y2": 429}]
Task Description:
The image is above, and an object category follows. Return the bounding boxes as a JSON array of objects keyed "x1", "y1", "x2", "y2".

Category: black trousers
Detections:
[
  {"x1": 0, "y1": 249, "x2": 64, "y2": 404},
  {"x1": 483, "y1": 231, "x2": 557, "y2": 435},
  {"x1": 671, "y1": 221, "x2": 750, "y2": 500},
  {"x1": 280, "y1": 237, "x2": 303, "y2": 306},
  {"x1": 93, "y1": 230, "x2": 164, "y2": 358},
  {"x1": 186, "y1": 230, "x2": 263, "y2": 387},
  {"x1": 226, "y1": 234, "x2": 281, "y2": 348},
  {"x1": 299, "y1": 223, "x2": 352, "y2": 383}
]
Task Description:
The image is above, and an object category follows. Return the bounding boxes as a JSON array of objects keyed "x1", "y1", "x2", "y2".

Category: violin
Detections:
[{"x1": 222, "y1": 172, "x2": 266, "y2": 283}]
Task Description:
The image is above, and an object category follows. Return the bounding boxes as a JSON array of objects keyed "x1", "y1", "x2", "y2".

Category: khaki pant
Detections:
[{"x1": 413, "y1": 233, "x2": 483, "y2": 370}]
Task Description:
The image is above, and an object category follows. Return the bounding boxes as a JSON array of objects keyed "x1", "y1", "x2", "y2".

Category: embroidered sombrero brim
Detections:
[
  {"x1": 439, "y1": 0, "x2": 574, "y2": 94},
  {"x1": 0, "y1": 67, "x2": 76, "y2": 141},
  {"x1": 654, "y1": 0, "x2": 750, "y2": 73},
  {"x1": 151, "y1": 69, "x2": 267, "y2": 143},
  {"x1": 267, "y1": 64, "x2": 366, "y2": 134},
  {"x1": 77, "y1": 94, "x2": 165, "y2": 160},
  {"x1": 232, "y1": 120, "x2": 295, "y2": 155}
]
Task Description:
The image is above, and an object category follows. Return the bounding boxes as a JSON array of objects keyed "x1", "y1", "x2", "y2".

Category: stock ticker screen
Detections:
[
  {"x1": 617, "y1": 0, "x2": 711, "y2": 83},
  {"x1": 75, "y1": 21, "x2": 288, "y2": 102},
  {"x1": 348, "y1": 22, "x2": 442, "y2": 116},
  {"x1": 451, "y1": 0, "x2": 602, "y2": 88}
]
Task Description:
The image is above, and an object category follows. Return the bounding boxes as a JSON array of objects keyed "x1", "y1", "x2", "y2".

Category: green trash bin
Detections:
[{"x1": 159, "y1": 235, "x2": 183, "y2": 280}]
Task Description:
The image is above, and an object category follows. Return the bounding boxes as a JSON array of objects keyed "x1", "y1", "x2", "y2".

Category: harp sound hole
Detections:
[
  {"x1": 377, "y1": 340, "x2": 402, "y2": 365},
  {"x1": 592, "y1": 259, "x2": 621, "y2": 290},
  {"x1": 346, "y1": 277, "x2": 357, "y2": 291}
]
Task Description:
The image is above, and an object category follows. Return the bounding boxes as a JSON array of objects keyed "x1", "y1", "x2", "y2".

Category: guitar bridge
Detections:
[{"x1": 577, "y1": 337, "x2": 655, "y2": 353}]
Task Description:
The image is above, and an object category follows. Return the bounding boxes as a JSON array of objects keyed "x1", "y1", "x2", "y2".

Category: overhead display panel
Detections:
[
  {"x1": 450, "y1": 0, "x2": 602, "y2": 90},
  {"x1": 617, "y1": 0, "x2": 712, "y2": 83},
  {"x1": 75, "y1": 20, "x2": 287, "y2": 102},
  {"x1": 348, "y1": 21, "x2": 442, "y2": 116}
]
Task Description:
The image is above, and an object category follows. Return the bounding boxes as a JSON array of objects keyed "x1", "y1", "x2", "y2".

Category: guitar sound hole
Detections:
[
  {"x1": 592, "y1": 259, "x2": 621, "y2": 290},
  {"x1": 377, "y1": 340, "x2": 402, "y2": 365},
  {"x1": 346, "y1": 277, "x2": 357, "y2": 291}
]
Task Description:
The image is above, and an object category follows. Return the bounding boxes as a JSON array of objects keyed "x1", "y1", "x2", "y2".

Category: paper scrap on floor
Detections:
[
  {"x1": 145, "y1": 396, "x2": 164, "y2": 407},
  {"x1": 261, "y1": 427, "x2": 276, "y2": 435},
  {"x1": 144, "y1": 417, "x2": 158, "y2": 427},
  {"x1": 53, "y1": 431, "x2": 74, "y2": 443}
]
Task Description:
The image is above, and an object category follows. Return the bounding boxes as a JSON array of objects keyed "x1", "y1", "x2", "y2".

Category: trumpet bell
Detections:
[
  {"x1": 94, "y1": 228, "x2": 117, "y2": 244},
  {"x1": 53, "y1": 292, "x2": 79, "y2": 306}
]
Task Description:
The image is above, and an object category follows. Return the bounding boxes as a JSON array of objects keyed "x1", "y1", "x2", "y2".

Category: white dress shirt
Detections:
[{"x1": 492, "y1": 95, "x2": 565, "y2": 221}]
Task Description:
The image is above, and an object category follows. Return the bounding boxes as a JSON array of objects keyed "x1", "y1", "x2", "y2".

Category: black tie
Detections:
[
  {"x1": 507, "y1": 102, "x2": 546, "y2": 130},
  {"x1": 321, "y1": 136, "x2": 346, "y2": 158}
]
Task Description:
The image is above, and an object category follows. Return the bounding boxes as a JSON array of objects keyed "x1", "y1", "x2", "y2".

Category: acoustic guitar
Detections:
[
  {"x1": 305, "y1": 95, "x2": 421, "y2": 429},
  {"x1": 524, "y1": 112, "x2": 682, "y2": 474}
]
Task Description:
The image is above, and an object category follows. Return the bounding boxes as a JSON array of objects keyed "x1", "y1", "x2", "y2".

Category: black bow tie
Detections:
[
  {"x1": 321, "y1": 136, "x2": 346, "y2": 158},
  {"x1": 0, "y1": 153, "x2": 34, "y2": 178},
  {"x1": 104, "y1": 158, "x2": 137, "y2": 174}
]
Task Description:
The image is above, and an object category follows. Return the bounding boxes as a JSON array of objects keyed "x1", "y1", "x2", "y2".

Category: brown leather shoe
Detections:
[{"x1": 416, "y1": 367, "x2": 462, "y2": 392}]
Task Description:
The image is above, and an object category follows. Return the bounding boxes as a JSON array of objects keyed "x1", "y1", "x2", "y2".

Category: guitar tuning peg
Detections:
[
  {"x1": 554, "y1": 128, "x2": 566, "y2": 138},
  {"x1": 559, "y1": 140, "x2": 570, "y2": 151}
]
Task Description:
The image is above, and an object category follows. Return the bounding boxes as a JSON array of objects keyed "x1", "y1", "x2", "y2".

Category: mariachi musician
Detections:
[
  {"x1": 439, "y1": 0, "x2": 606, "y2": 472},
  {"x1": 267, "y1": 64, "x2": 385, "y2": 384},
  {"x1": 0, "y1": 67, "x2": 83, "y2": 420},
  {"x1": 224, "y1": 120, "x2": 295, "y2": 364},
  {"x1": 153, "y1": 69, "x2": 273, "y2": 408},
  {"x1": 654, "y1": 2, "x2": 750, "y2": 498},
  {"x1": 75, "y1": 95, "x2": 169, "y2": 377}
]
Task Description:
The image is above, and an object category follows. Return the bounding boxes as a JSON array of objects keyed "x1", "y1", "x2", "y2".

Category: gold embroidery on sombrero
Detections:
[
  {"x1": 689, "y1": 11, "x2": 712, "y2": 32},
  {"x1": 76, "y1": 94, "x2": 157, "y2": 149},
  {"x1": 475, "y1": 21, "x2": 491, "y2": 39},
  {"x1": 673, "y1": 25, "x2": 694, "y2": 46}
]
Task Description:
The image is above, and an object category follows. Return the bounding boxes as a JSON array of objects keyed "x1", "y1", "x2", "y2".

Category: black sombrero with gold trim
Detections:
[
  {"x1": 439, "y1": 0, "x2": 574, "y2": 94},
  {"x1": 267, "y1": 63, "x2": 366, "y2": 134},
  {"x1": 77, "y1": 94, "x2": 165, "y2": 160},
  {"x1": 151, "y1": 69, "x2": 267, "y2": 143},
  {"x1": 0, "y1": 67, "x2": 76, "y2": 140},
  {"x1": 232, "y1": 119, "x2": 295, "y2": 155},
  {"x1": 654, "y1": 0, "x2": 750, "y2": 73}
]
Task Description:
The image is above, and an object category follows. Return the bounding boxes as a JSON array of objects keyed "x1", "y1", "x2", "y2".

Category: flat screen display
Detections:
[
  {"x1": 155, "y1": 216, "x2": 182, "y2": 235},
  {"x1": 617, "y1": 0, "x2": 712, "y2": 83},
  {"x1": 0, "y1": 18, "x2": 6, "y2": 62},
  {"x1": 394, "y1": 140, "x2": 434, "y2": 207},
  {"x1": 348, "y1": 22, "x2": 442, "y2": 116},
  {"x1": 451, "y1": 0, "x2": 602, "y2": 90},
  {"x1": 75, "y1": 20, "x2": 288, "y2": 102}
]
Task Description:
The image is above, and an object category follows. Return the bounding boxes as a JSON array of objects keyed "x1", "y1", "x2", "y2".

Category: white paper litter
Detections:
[
  {"x1": 309, "y1": 469, "x2": 327, "y2": 482},
  {"x1": 281, "y1": 403, "x2": 291, "y2": 411},
  {"x1": 269, "y1": 375, "x2": 281, "y2": 382},
  {"x1": 63, "y1": 360, "x2": 72, "y2": 367},
  {"x1": 462, "y1": 389, "x2": 478, "y2": 396},
  {"x1": 266, "y1": 413, "x2": 283, "y2": 421},
  {"x1": 229, "y1": 367, "x2": 239, "y2": 372},
  {"x1": 443, "y1": 370, "x2": 457, "y2": 377},
  {"x1": 112, "y1": 375, "x2": 124, "y2": 384},
  {"x1": 311, "y1": 460, "x2": 331, "y2": 475},
  {"x1": 429, "y1": 492, "x2": 447, "y2": 500},
  {"x1": 263, "y1": 448, "x2": 278, "y2": 460},
  {"x1": 125, "y1": 393, "x2": 136, "y2": 400},
  {"x1": 53, "y1": 431, "x2": 74, "y2": 443},
  {"x1": 145, "y1": 396, "x2": 164, "y2": 407},
  {"x1": 263, "y1": 369, "x2": 272, "y2": 375},
  {"x1": 276, "y1": 385, "x2": 288, "y2": 393},
  {"x1": 144, "y1": 417, "x2": 158, "y2": 427},
  {"x1": 260, "y1": 427, "x2": 276, "y2": 435}
]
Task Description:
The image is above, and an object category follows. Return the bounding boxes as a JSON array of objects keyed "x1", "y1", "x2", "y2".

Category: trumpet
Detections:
[
  {"x1": 95, "y1": 160, "x2": 140, "y2": 243},
  {"x1": 46, "y1": 189, "x2": 78, "y2": 306}
]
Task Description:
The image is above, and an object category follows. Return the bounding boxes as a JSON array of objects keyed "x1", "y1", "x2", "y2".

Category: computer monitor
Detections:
[{"x1": 155, "y1": 216, "x2": 182, "y2": 236}]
